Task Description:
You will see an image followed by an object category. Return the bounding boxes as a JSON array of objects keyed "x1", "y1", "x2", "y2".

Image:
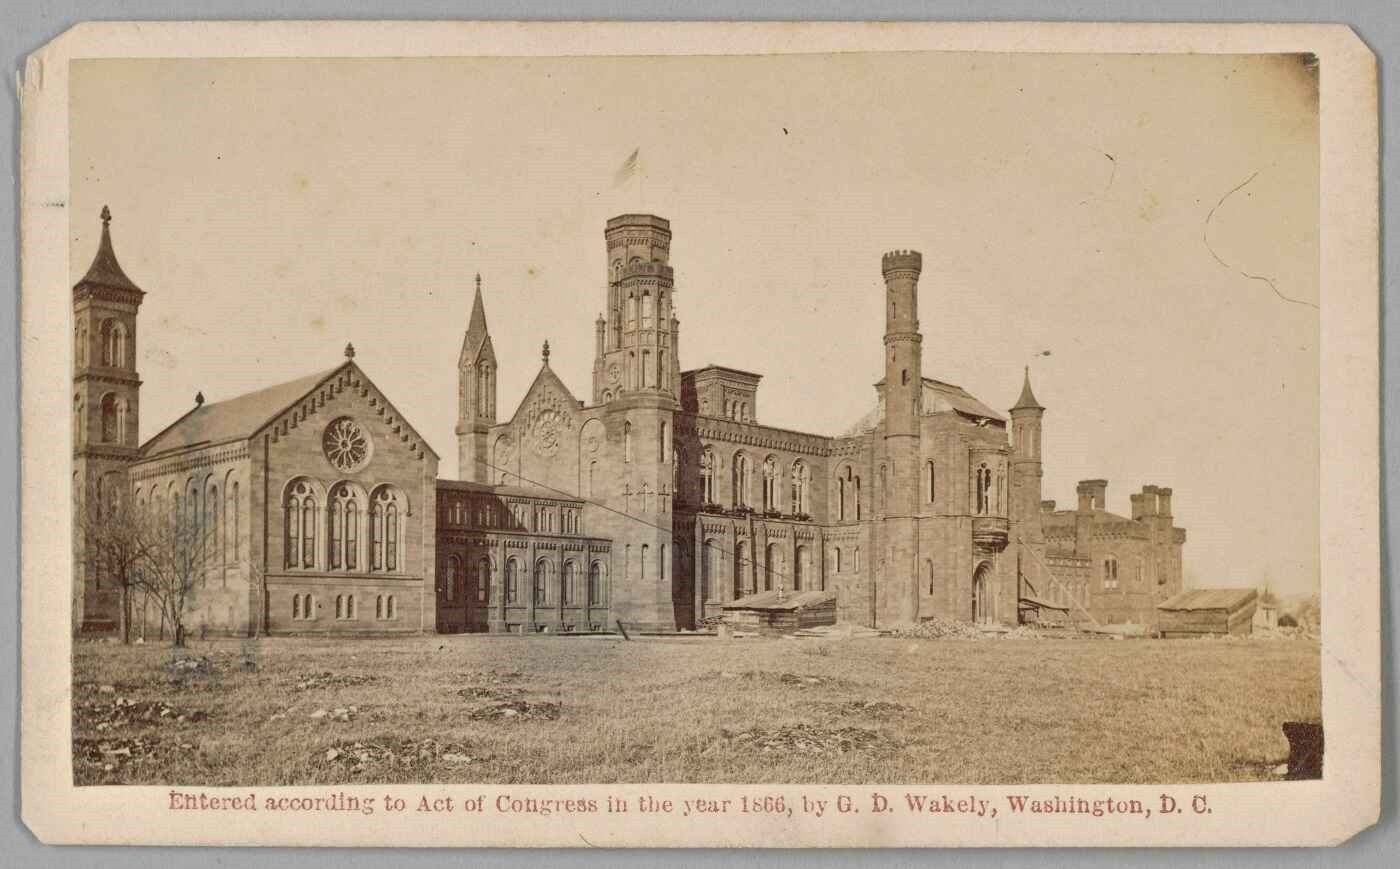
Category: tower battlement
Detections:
[{"x1": 881, "y1": 249, "x2": 923, "y2": 277}]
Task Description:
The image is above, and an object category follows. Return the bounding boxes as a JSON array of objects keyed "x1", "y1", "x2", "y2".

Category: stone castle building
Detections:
[{"x1": 73, "y1": 208, "x2": 1186, "y2": 638}]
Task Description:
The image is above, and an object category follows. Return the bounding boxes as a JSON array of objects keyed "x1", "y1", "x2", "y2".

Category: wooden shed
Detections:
[
  {"x1": 1155, "y1": 588, "x2": 1259, "y2": 638},
  {"x1": 721, "y1": 589, "x2": 837, "y2": 636}
]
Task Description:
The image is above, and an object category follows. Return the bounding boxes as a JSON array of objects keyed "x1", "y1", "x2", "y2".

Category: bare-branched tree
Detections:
[{"x1": 78, "y1": 478, "x2": 217, "y2": 647}]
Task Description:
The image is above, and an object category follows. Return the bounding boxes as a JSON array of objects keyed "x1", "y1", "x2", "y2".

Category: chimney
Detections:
[
  {"x1": 1077, "y1": 479, "x2": 1107, "y2": 512},
  {"x1": 1157, "y1": 487, "x2": 1173, "y2": 518},
  {"x1": 1040, "y1": 499, "x2": 1057, "y2": 513}
]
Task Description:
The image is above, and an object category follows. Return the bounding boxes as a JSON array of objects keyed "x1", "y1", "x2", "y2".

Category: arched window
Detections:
[
  {"x1": 640, "y1": 544, "x2": 650, "y2": 582},
  {"x1": 926, "y1": 460, "x2": 936, "y2": 503},
  {"x1": 854, "y1": 546, "x2": 862, "y2": 572},
  {"x1": 328, "y1": 485, "x2": 361, "y2": 570},
  {"x1": 976, "y1": 463, "x2": 992, "y2": 515},
  {"x1": 1103, "y1": 556, "x2": 1119, "y2": 590},
  {"x1": 795, "y1": 545, "x2": 809, "y2": 591},
  {"x1": 100, "y1": 393, "x2": 117, "y2": 443},
  {"x1": 388, "y1": 595, "x2": 397, "y2": 619},
  {"x1": 732, "y1": 452, "x2": 751, "y2": 509},
  {"x1": 626, "y1": 292, "x2": 637, "y2": 329},
  {"x1": 371, "y1": 487, "x2": 403, "y2": 572},
  {"x1": 505, "y1": 558, "x2": 520, "y2": 604},
  {"x1": 446, "y1": 555, "x2": 462, "y2": 601},
  {"x1": 834, "y1": 546, "x2": 843, "y2": 573},
  {"x1": 283, "y1": 479, "x2": 318, "y2": 569},
  {"x1": 642, "y1": 349, "x2": 652, "y2": 388},
  {"x1": 762, "y1": 456, "x2": 778, "y2": 511},
  {"x1": 99, "y1": 320, "x2": 114, "y2": 366},
  {"x1": 588, "y1": 561, "x2": 604, "y2": 606},
  {"x1": 764, "y1": 543, "x2": 781, "y2": 591},
  {"x1": 376, "y1": 595, "x2": 385, "y2": 619},
  {"x1": 293, "y1": 594, "x2": 302, "y2": 620},
  {"x1": 641, "y1": 290, "x2": 654, "y2": 329},
  {"x1": 477, "y1": 557, "x2": 492, "y2": 603},
  {"x1": 658, "y1": 421, "x2": 668, "y2": 463},
  {"x1": 73, "y1": 395, "x2": 84, "y2": 447},
  {"x1": 854, "y1": 475, "x2": 862, "y2": 520},
  {"x1": 879, "y1": 465, "x2": 888, "y2": 514},
  {"x1": 588, "y1": 460, "x2": 598, "y2": 498},
  {"x1": 659, "y1": 544, "x2": 667, "y2": 581},
  {"x1": 562, "y1": 561, "x2": 577, "y2": 606},
  {"x1": 790, "y1": 461, "x2": 809, "y2": 515},
  {"x1": 534, "y1": 560, "x2": 550, "y2": 606},
  {"x1": 701, "y1": 539, "x2": 718, "y2": 602},
  {"x1": 734, "y1": 540, "x2": 750, "y2": 598},
  {"x1": 624, "y1": 421, "x2": 633, "y2": 463},
  {"x1": 701, "y1": 449, "x2": 716, "y2": 504}
]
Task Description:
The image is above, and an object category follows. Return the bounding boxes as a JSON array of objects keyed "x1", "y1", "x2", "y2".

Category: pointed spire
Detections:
[
  {"x1": 76, "y1": 205, "x2": 142, "y2": 294},
  {"x1": 1012, "y1": 366, "x2": 1043, "y2": 412},
  {"x1": 344, "y1": 342, "x2": 356, "y2": 359},
  {"x1": 466, "y1": 274, "x2": 489, "y2": 346}
]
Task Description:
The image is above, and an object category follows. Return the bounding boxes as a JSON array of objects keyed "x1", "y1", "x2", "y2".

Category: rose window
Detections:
[{"x1": 322, "y1": 417, "x2": 371, "y2": 472}]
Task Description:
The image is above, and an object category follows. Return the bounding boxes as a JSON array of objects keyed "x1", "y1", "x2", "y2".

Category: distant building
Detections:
[{"x1": 73, "y1": 208, "x2": 1187, "y2": 636}]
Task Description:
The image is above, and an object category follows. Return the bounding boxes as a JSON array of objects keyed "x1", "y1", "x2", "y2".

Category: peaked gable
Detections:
[{"x1": 257, "y1": 360, "x2": 441, "y2": 463}]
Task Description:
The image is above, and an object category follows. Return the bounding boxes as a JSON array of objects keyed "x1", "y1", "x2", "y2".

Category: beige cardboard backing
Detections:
[{"x1": 19, "y1": 21, "x2": 1380, "y2": 847}]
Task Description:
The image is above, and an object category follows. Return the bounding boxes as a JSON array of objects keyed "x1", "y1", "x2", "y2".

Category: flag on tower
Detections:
[{"x1": 613, "y1": 148, "x2": 641, "y2": 187}]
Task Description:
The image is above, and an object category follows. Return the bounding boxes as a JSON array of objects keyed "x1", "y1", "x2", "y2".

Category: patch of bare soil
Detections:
[
  {"x1": 322, "y1": 738, "x2": 481, "y2": 774},
  {"x1": 294, "y1": 671, "x2": 378, "y2": 691},
  {"x1": 466, "y1": 699, "x2": 562, "y2": 721},
  {"x1": 721, "y1": 724, "x2": 890, "y2": 756}
]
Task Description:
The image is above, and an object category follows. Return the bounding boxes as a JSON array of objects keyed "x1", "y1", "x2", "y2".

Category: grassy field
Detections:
[{"x1": 72, "y1": 633, "x2": 1320, "y2": 786}]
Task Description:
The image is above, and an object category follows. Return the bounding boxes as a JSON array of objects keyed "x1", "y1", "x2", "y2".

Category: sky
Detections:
[{"x1": 70, "y1": 53, "x2": 1320, "y2": 595}]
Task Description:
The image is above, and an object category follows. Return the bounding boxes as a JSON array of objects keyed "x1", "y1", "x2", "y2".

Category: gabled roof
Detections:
[
  {"x1": 723, "y1": 589, "x2": 836, "y2": 612},
  {"x1": 141, "y1": 365, "x2": 346, "y2": 457},
  {"x1": 139, "y1": 356, "x2": 440, "y2": 463},
  {"x1": 75, "y1": 206, "x2": 143, "y2": 295},
  {"x1": 437, "y1": 478, "x2": 585, "y2": 504},
  {"x1": 1156, "y1": 588, "x2": 1258, "y2": 612},
  {"x1": 507, "y1": 356, "x2": 582, "y2": 424},
  {"x1": 846, "y1": 376, "x2": 1005, "y2": 435}
]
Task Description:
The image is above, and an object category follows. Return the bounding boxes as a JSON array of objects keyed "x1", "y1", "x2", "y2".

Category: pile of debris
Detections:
[
  {"x1": 294, "y1": 672, "x2": 377, "y2": 691},
  {"x1": 74, "y1": 734, "x2": 195, "y2": 774},
  {"x1": 829, "y1": 699, "x2": 910, "y2": 720},
  {"x1": 714, "y1": 670, "x2": 851, "y2": 690},
  {"x1": 75, "y1": 694, "x2": 210, "y2": 731},
  {"x1": 889, "y1": 618, "x2": 992, "y2": 640},
  {"x1": 888, "y1": 618, "x2": 1059, "y2": 640},
  {"x1": 308, "y1": 706, "x2": 358, "y2": 723},
  {"x1": 322, "y1": 738, "x2": 479, "y2": 773},
  {"x1": 466, "y1": 698, "x2": 561, "y2": 721},
  {"x1": 720, "y1": 724, "x2": 888, "y2": 756}
]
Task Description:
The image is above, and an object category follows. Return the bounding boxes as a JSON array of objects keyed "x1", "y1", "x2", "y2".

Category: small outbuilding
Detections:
[
  {"x1": 1155, "y1": 588, "x2": 1259, "y2": 638},
  {"x1": 721, "y1": 589, "x2": 837, "y2": 636}
]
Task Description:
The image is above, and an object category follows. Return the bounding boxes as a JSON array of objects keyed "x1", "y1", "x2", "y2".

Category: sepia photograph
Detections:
[{"x1": 18, "y1": 20, "x2": 1380, "y2": 848}]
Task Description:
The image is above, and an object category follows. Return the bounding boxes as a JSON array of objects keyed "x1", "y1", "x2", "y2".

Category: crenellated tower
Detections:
[
  {"x1": 73, "y1": 206, "x2": 145, "y2": 634},
  {"x1": 592, "y1": 214, "x2": 679, "y2": 405},
  {"x1": 880, "y1": 249, "x2": 924, "y2": 625},
  {"x1": 456, "y1": 274, "x2": 496, "y2": 482}
]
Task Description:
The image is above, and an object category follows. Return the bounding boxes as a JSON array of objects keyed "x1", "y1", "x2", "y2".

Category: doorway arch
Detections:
[{"x1": 972, "y1": 561, "x2": 994, "y2": 625}]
